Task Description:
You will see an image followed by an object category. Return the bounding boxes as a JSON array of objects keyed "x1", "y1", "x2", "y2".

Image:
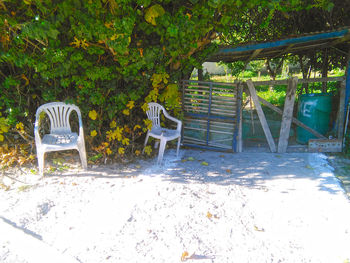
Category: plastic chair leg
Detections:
[
  {"x1": 157, "y1": 139, "x2": 167, "y2": 164},
  {"x1": 37, "y1": 151, "x2": 45, "y2": 175},
  {"x1": 142, "y1": 132, "x2": 150, "y2": 154},
  {"x1": 154, "y1": 141, "x2": 159, "y2": 149},
  {"x1": 78, "y1": 145, "x2": 87, "y2": 170},
  {"x1": 176, "y1": 137, "x2": 181, "y2": 157}
]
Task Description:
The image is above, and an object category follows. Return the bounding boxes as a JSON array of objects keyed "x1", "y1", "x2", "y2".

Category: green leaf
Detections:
[
  {"x1": 145, "y1": 4, "x2": 165, "y2": 25},
  {"x1": 89, "y1": 153, "x2": 103, "y2": 162},
  {"x1": 326, "y1": 2, "x2": 334, "y2": 11},
  {"x1": 137, "y1": 0, "x2": 151, "y2": 7},
  {"x1": 167, "y1": 25, "x2": 178, "y2": 37},
  {"x1": 208, "y1": 0, "x2": 220, "y2": 8},
  {"x1": 48, "y1": 28, "x2": 59, "y2": 39},
  {"x1": 220, "y1": 16, "x2": 231, "y2": 26}
]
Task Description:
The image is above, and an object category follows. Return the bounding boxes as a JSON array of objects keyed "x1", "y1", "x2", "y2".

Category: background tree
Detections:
[{"x1": 218, "y1": 0, "x2": 349, "y2": 93}]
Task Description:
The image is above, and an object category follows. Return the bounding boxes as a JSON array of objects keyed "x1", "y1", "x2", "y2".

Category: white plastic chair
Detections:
[
  {"x1": 143, "y1": 102, "x2": 182, "y2": 164},
  {"x1": 34, "y1": 102, "x2": 87, "y2": 175}
]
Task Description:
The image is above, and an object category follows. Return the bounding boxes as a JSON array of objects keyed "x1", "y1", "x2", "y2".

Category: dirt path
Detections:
[{"x1": 1, "y1": 150, "x2": 350, "y2": 262}]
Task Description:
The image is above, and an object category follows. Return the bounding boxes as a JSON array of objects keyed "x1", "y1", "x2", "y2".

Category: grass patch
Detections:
[
  {"x1": 256, "y1": 90, "x2": 285, "y2": 107},
  {"x1": 18, "y1": 185, "x2": 32, "y2": 192}
]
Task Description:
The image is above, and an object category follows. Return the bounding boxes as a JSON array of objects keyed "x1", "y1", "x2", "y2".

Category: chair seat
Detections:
[
  {"x1": 149, "y1": 128, "x2": 180, "y2": 141},
  {"x1": 41, "y1": 133, "x2": 79, "y2": 151},
  {"x1": 42, "y1": 132, "x2": 78, "y2": 145}
]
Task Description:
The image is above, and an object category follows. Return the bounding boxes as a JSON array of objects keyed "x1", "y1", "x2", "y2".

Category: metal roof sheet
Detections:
[{"x1": 207, "y1": 27, "x2": 350, "y2": 63}]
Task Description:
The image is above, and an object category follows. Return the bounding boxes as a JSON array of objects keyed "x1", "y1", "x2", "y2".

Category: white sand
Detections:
[{"x1": 1, "y1": 150, "x2": 350, "y2": 263}]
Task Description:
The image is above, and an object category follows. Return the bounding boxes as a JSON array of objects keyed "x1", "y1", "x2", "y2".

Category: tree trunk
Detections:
[
  {"x1": 198, "y1": 68, "x2": 203, "y2": 81},
  {"x1": 321, "y1": 49, "x2": 329, "y2": 93},
  {"x1": 299, "y1": 55, "x2": 309, "y2": 95},
  {"x1": 265, "y1": 59, "x2": 276, "y2": 91},
  {"x1": 266, "y1": 58, "x2": 284, "y2": 91}
]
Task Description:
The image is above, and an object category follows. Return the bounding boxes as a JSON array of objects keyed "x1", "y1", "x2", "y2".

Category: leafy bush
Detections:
[
  {"x1": 0, "y1": 0, "x2": 325, "y2": 165},
  {"x1": 242, "y1": 70, "x2": 257, "y2": 78},
  {"x1": 256, "y1": 90, "x2": 286, "y2": 107},
  {"x1": 0, "y1": 0, "x2": 218, "y2": 162}
]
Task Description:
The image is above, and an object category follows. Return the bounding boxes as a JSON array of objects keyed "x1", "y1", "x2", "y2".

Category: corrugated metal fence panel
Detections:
[{"x1": 182, "y1": 80, "x2": 239, "y2": 151}]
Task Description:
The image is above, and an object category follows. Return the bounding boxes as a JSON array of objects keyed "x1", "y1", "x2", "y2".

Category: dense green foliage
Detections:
[
  {"x1": 219, "y1": 0, "x2": 349, "y2": 92},
  {"x1": 0, "y1": 0, "x2": 334, "y2": 163}
]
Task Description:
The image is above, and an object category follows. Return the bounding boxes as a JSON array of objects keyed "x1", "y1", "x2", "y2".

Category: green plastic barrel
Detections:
[{"x1": 296, "y1": 93, "x2": 333, "y2": 144}]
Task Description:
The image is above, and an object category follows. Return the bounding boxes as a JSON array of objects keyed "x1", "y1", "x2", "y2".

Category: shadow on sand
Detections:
[{"x1": 43, "y1": 149, "x2": 344, "y2": 196}]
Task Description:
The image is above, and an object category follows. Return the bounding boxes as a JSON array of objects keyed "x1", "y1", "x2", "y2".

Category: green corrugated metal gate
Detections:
[{"x1": 181, "y1": 80, "x2": 241, "y2": 151}]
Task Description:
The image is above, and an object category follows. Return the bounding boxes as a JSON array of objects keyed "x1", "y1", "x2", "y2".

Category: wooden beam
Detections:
[
  {"x1": 256, "y1": 96, "x2": 327, "y2": 139},
  {"x1": 331, "y1": 46, "x2": 349, "y2": 56},
  {"x1": 237, "y1": 83, "x2": 243, "y2": 152},
  {"x1": 244, "y1": 49, "x2": 263, "y2": 68},
  {"x1": 344, "y1": 103, "x2": 350, "y2": 146},
  {"x1": 318, "y1": 33, "x2": 350, "y2": 50},
  {"x1": 215, "y1": 28, "x2": 350, "y2": 55},
  {"x1": 207, "y1": 29, "x2": 350, "y2": 63},
  {"x1": 298, "y1": 76, "x2": 345, "y2": 84},
  {"x1": 273, "y1": 44, "x2": 295, "y2": 59},
  {"x1": 182, "y1": 79, "x2": 239, "y2": 87},
  {"x1": 251, "y1": 76, "x2": 344, "y2": 86},
  {"x1": 246, "y1": 80, "x2": 276, "y2": 152},
  {"x1": 277, "y1": 77, "x2": 298, "y2": 153}
]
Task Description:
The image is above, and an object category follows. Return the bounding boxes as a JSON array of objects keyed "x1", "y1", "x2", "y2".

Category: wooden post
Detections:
[
  {"x1": 257, "y1": 96, "x2": 326, "y2": 139},
  {"x1": 246, "y1": 80, "x2": 276, "y2": 152},
  {"x1": 181, "y1": 80, "x2": 185, "y2": 141},
  {"x1": 237, "y1": 82, "x2": 243, "y2": 152},
  {"x1": 277, "y1": 77, "x2": 298, "y2": 153}
]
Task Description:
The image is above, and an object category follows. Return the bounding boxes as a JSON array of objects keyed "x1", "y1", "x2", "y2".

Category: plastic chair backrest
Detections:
[
  {"x1": 36, "y1": 102, "x2": 81, "y2": 134},
  {"x1": 146, "y1": 102, "x2": 163, "y2": 129}
]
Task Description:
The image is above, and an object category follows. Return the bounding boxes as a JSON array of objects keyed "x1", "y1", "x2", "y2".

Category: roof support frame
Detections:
[
  {"x1": 217, "y1": 28, "x2": 350, "y2": 55},
  {"x1": 244, "y1": 49, "x2": 263, "y2": 68},
  {"x1": 208, "y1": 28, "x2": 350, "y2": 63}
]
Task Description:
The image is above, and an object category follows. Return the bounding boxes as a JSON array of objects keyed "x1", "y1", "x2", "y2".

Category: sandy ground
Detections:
[{"x1": 1, "y1": 149, "x2": 350, "y2": 263}]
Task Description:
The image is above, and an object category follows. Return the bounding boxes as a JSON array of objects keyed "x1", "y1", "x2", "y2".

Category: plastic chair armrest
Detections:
[
  {"x1": 163, "y1": 109, "x2": 182, "y2": 131},
  {"x1": 167, "y1": 115, "x2": 182, "y2": 131},
  {"x1": 175, "y1": 120, "x2": 182, "y2": 132},
  {"x1": 74, "y1": 109, "x2": 85, "y2": 138},
  {"x1": 34, "y1": 120, "x2": 42, "y2": 145},
  {"x1": 78, "y1": 118, "x2": 84, "y2": 137}
]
